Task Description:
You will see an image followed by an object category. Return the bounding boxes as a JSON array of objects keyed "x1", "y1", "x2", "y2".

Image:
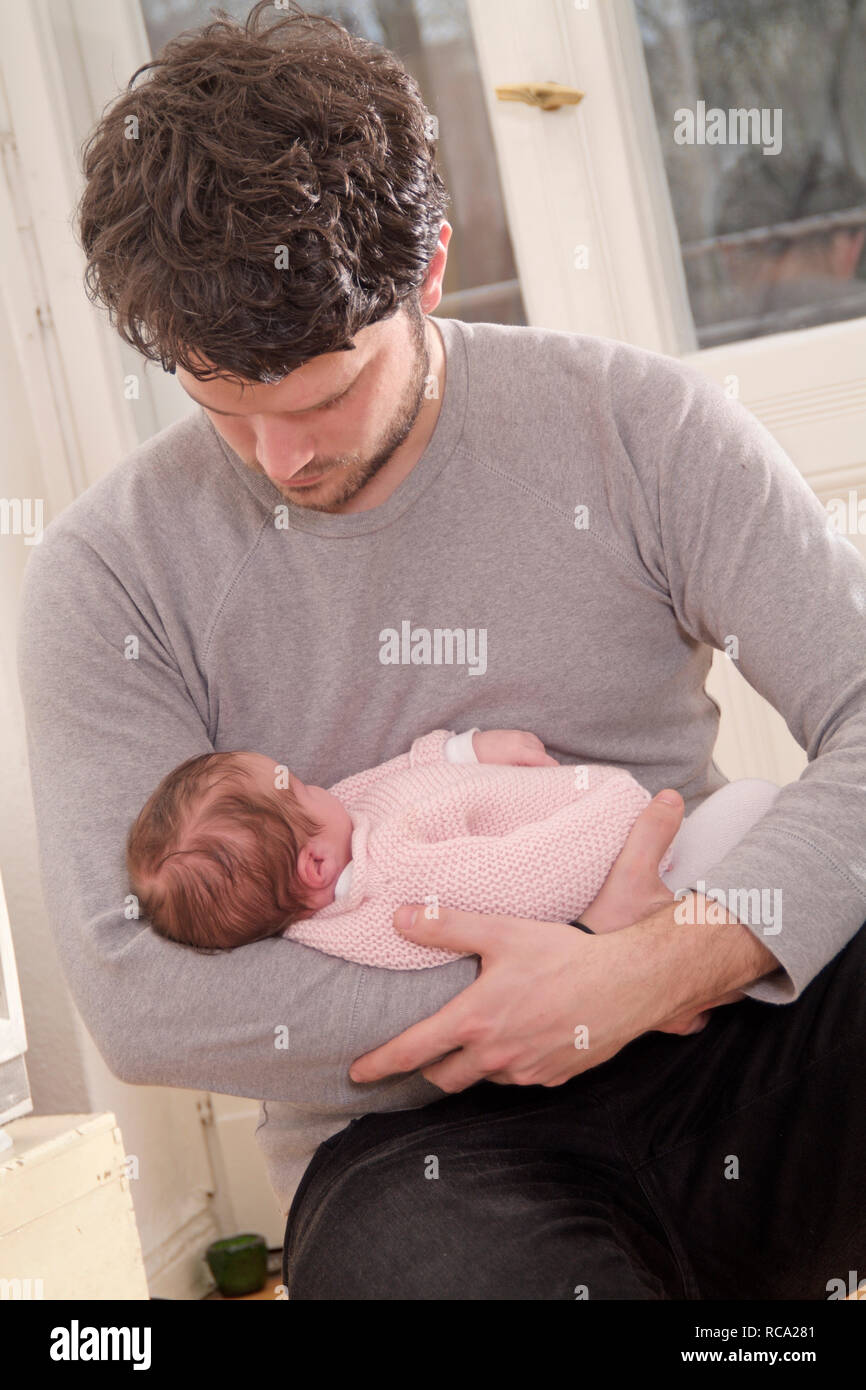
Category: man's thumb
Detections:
[{"x1": 622, "y1": 789, "x2": 684, "y2": 872}]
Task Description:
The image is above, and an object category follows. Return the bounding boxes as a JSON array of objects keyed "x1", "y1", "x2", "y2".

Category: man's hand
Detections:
[
  {"x1": 348, "y1": 909, "x2": 661, "y2": 1090},
  {"x1": 349, "y1": 790, "x2": 779, "y2": 1090},
  {"x1": 348, "y1": 896, "x2": 776, "y2": 1091},
  {"x1": 472, "y1": 729, "x2": 559, "y2": 767},
  {"x1": 577, "y1": 788, "x2": 745, "y2": 1035}
]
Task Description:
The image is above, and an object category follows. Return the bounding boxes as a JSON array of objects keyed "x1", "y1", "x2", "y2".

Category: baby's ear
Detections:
[{"x1": 294, "y1": 842, "x2": 323, "y2": 888}]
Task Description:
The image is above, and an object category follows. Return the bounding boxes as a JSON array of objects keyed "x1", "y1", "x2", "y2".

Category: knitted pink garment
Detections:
[{"x1": 284, "y1": 729, "x2": 673, "y2": 969}]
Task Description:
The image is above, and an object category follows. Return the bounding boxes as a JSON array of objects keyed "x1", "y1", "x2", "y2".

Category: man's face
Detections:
[{"x1": 175, "y1": 302, "x2": 430, "y2": 512}]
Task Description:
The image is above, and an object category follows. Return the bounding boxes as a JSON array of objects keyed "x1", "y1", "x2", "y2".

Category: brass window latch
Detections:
[{"x1": 495, "y1": 81, "x2": 585, "y2": 111}]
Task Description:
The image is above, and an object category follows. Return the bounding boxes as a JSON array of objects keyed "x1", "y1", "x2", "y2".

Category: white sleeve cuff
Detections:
[{"x1": 444, "y1": 728, "x2": 480, "y2": 764}]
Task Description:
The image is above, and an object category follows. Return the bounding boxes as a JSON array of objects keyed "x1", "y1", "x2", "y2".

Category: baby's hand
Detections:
[{"x1": 472, "y1": 729, "x2": 559, "y2": 767}]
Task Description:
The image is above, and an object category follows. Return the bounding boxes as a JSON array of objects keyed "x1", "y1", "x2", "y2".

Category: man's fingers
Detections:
[
  {"x1": 420, "y1": 1050, "x2": 487, "y2": 1093},
  {"x1": 348, "y1": 991, "x2": 470, "y2": 1083},
  {"x1": 392, "y1": 903, "x2": 519, "y2": 957},
  {"x1": 349, "y1": 907, "x2": 548, "y2": 1081},
  {"x1": 657, "y1": 989, "x2": 744, "y2": 1035}
]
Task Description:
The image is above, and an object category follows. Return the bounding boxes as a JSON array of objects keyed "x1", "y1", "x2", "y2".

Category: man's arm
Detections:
[
  {"x1": 638, "y1": 361, "x2": 866, "y2": 1002},
  {"x1": 618, "y1": 895, "x2": 780, "y2": 1020},
  {"x1": 16, "y1": 524, "x2": 477, "y2": 1106},
  {"x1": 350, "y1": 361, "x2": 866, "y2": 1087},
  {"x1": 348, "y1": 797, "x2": 780, "y2": 1090}
]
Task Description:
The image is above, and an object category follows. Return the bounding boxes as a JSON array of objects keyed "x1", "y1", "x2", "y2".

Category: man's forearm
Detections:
[{"x1": 623, "y1": 893, "x2": 781, "y2": 1029}]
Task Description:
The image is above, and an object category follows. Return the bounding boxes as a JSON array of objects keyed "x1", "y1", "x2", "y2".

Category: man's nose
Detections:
[{"x1": 255, "y1": 426, "x2": 316, "y2": 484}]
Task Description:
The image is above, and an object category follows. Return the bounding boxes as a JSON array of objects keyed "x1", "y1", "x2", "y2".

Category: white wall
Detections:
[
  {"x1": 0, "y1": 281, "x2": 225, "y2": 1295},
  {"x1": 0, "y1": 288, "x2": 90, "y2": 1119},
  {"x1": 0, "y1": 0, "x2": 228, "y2": 1288}
]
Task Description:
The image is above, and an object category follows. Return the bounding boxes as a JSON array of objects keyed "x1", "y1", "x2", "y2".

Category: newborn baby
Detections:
[{"x1": 126, "y1": 726, "x2": 781, "y2": 968}]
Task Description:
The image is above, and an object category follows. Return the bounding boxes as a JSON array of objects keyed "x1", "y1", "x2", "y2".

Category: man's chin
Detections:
[
  {"x1": 278, "y1": 468, "x2": 360, "y2": 510},
  {"x1": 252, "y1": 451, "x2": 391, "y2": 510},
  {"x1": 283, "y1": 473, "x2": 330, "y2": 494}
]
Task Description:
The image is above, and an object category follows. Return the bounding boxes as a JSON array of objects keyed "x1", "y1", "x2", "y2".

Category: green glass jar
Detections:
[{"x1": 205, "y1": 1233, "x2": 268, "y2": 1297}]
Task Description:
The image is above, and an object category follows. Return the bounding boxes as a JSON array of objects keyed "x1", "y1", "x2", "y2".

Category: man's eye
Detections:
[{"x1": 321, "y1": 378, "x2": 359, "y2": 411}]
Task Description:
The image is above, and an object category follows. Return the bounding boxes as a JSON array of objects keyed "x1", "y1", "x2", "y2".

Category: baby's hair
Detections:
[{"x1": 126, "y1": 751, "x2": 324, "y2": 951}]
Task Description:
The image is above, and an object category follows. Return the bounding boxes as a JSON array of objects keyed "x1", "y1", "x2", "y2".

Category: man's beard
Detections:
[{"x1": 269, "y1": 302, "x2": 431, "y2": 512}]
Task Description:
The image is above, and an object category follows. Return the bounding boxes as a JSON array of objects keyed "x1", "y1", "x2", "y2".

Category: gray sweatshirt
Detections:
[{"x1": 17, "y1": 316, "x2": 866, "y2": 1214}]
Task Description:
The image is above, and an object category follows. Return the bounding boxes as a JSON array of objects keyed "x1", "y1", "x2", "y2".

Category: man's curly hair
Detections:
[{"x1": 75, "y1": 0, "x2": 449, "y2": 384}]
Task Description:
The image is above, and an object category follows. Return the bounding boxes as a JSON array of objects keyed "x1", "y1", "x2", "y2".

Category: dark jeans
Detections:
[{"x1": 282, "y1": 919, "x2": 866, "y2": 1299}]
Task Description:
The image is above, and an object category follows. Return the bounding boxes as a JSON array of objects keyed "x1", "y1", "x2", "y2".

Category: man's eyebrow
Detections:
[{"x1": 184, "y1": 379, "x2": 355, "y2": 416}]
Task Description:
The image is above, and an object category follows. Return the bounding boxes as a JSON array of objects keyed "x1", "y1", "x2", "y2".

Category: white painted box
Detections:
[{"x1": 0, "y1": 1112, "x2": 149, "y2": 1300}]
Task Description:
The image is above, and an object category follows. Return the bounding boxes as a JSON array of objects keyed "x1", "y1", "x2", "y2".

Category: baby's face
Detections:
[{"x1": 239, "y1": 753, "x2": 353, "y2": 886}]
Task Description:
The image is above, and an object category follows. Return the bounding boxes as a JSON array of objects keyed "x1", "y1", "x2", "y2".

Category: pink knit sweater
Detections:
[{"x1": 284, "y1": 729, "x2": 672, "y2": 969}]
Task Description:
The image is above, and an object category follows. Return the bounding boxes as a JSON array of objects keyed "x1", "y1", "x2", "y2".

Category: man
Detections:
[{"x1": 18, "y1": 2, "x2": 866, "y2": 1298}]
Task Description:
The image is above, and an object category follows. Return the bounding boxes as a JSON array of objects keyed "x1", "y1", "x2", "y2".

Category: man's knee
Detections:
[
  {"x1": 284, "y1": 1151, "x2": 676, "y2": 1300},
  {"x1": 286, "y1": 1157, "x2": 463, "y2": 1299}
]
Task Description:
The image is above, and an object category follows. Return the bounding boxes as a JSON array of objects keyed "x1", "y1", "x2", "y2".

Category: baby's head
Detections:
[{"x1": 126, "y1": 751, "x2": 353, "y2": 951}]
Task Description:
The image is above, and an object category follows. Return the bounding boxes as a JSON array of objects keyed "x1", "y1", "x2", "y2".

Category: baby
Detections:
[{"x1": 126, "y1": 726, "x2": 781, "y2": 968}]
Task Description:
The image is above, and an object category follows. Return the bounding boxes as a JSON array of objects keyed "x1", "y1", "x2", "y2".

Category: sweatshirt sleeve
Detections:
[
  {"x1": 643, "y1": 361, "x2": 866, "y2": 1003},
  {"x1": 16, "y1": 527, "x2": 478, "y2": 1104}
]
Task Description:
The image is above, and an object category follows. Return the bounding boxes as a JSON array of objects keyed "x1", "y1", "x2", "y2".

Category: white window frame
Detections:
[{"x1": 469, "y1": 0, "x2": 865, "y2": 786}]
